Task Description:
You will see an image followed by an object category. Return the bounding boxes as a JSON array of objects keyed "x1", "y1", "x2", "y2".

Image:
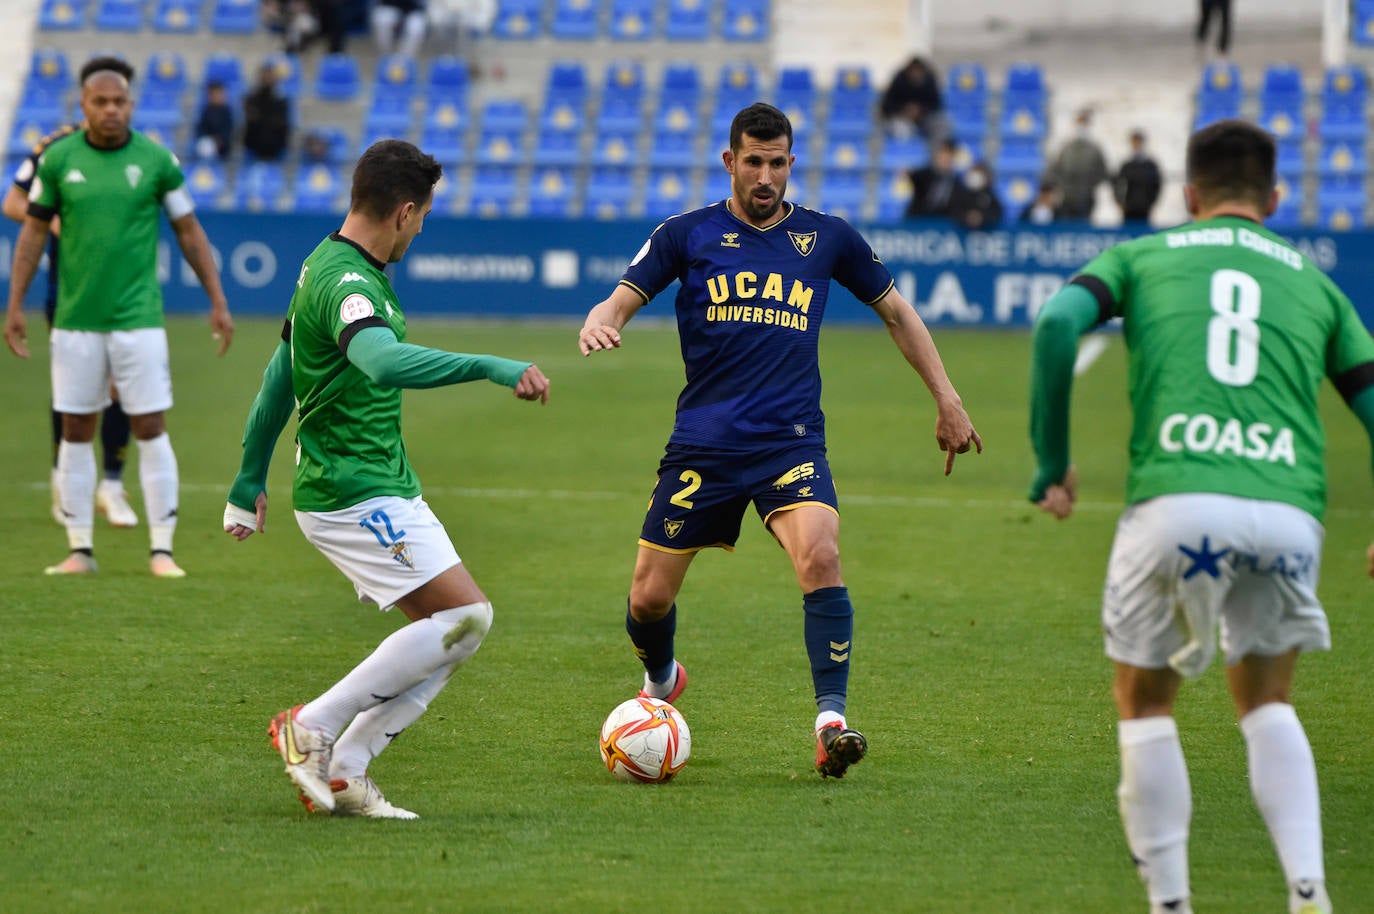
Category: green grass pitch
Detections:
[{"x1": 0, "y1": 315, "x2": 1369, "y2": 913}]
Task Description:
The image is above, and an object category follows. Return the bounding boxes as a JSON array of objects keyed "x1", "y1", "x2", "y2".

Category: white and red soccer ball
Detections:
[{"x1": 599, "y1": 696, "x2": 691, "y2": 783}]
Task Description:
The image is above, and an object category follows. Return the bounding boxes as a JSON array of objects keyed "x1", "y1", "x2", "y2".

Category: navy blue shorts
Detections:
[{"x1": 638, "y1": 442, "x2": 839, "y2": 553}]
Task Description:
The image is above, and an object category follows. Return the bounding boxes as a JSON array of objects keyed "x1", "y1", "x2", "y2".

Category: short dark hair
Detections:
[
  {"x1": 350, "y1": 139, "x2": 443, "y2": 220},
  {"x1": 79, "y1": 55, "x2": 135, "y2": 86},
  {"x1": 729, "y1": 102, "x2": 792, "y2": 152},
  {"x1": 1186, "y1": 119, "x2": 1276, "y2": 211}
]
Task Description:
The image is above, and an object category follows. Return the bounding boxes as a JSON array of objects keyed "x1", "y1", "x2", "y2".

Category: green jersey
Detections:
[
  {"x1": 1073, "y1": 215, "x2": 1374, "y2": 520},
  {"x1": 29, "y1": 129, "x2": 188, "y2": 331},
  {"x1": 287, "y1": 234, "x2": 418, "y2": 512}
]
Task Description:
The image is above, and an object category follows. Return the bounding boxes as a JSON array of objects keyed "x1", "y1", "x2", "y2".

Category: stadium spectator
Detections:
[
  {"x1": 1114, "y1": 128, "x2": 1163, "y2": 225},
  {"x1": 261, "y1": 0, "x2": 347, "y2": 54},
  {"x1": 428, "y1": 0, "x2": 496, "y2": 64},
  {"x1": 949, "y1": 161, "x2": 1003, "y2": 229},
  {"x1": 879, "y1": 56, "x2": 951, "y2": 144},
  {"x1": 5, "y1": 57, "x2": 233, "y2": 577},
  {"x1": 1028, "y1": 118, "x2": 1371, "y2": 914},
  {"x1": 3, "y1": 60, "x2": 137, "y2": 530},
  {"x1": 1196, "y1": 0, "x2": 1233, "y2": 57},
  {"x1": 301, "y1": 129, "x2": 332, "y2": 164},
  {"x1": 242, "y1": 63, "x2": 291, "y2": 162},
  {"x1": 224, "y1": 139, "x2": 550, "y2": 819},
  {"x1": 1019, "y1": 179, "x2": 1062, "y2": 225},
  {"x1": 1049, "y1": 108, "x2": 1109, "y2": 222},
  {"x1": 372, "y1": 0, "x2": 428, "y2": 59},
  {"x1": 193, "y1": 80, "x2": 235, "y2": 161},
  {"x1": 578, "y1": 102, "x2": 981, "y2": 780},
  {"x1": 904, "y1": 138, "x2": 964, "y2": 220}
]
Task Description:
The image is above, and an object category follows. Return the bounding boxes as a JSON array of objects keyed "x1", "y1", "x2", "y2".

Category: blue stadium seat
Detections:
[
  {"x1": 655, "y1": 99, "x2": 697, "y2": 136},
  {"x1": 592, "y1": 130, "x2": 639, "y2": 167},
  {"x1": 294, "y1": 163, "x2": 344, "y2": 212},
  {"x1": 541, "y1": 99, "x2": 585, "y2": 134},
  {"x1": 209, "y1": 0, "x2": 258, "y2": 34},
  {"x1": 609, "y1": 0, "x2": 656, "y2": 40},
  {"x1": 1002, "y1": 63, "x2": 1047, "y2": 114},
  {"x1": 644, "y1": 167, "x2": 693, "y2": 218},
  {"x1": 153, "y1": 0, "x2": 199, "y2": 32},
  {"x1": 136, "y1": 90, "x2": 184, "y2": 131},
  {"x1": 721, "y1": 0, "x2": 768, "y2": 41},
  {"x1": 145, "y1": 51, "x2": 188, "y2": 96},
  {"x1": 1319, "y1": 65, "x2": 1368, "y2": 142},
  {"x1": 473, "y1": 127, "x2": 525, "y2": 165},
  {"x1": 999, "y1": 104, "x2": 1046, "y2": 142},
  {"x1": 994, "y1": 137, "x2": 1043, "y2": 180},
  {"x1": 879, "y1": 134, "x2": 929, "y2": 173},
  {"x1": 818, "y1": 170, "x2": 867, "y2": 222},
  {"x1": 28, "y1": 49, "x2": 70, "y2": 99},
  {"x1": 701, "y1": 166, "x2": 730, "y2": 202},
  {"x1": 665, "y1": 0, "x2": 709, "y2": 41},
  {"x1": 40, "y1": 0, "x2": 88, "y2": 31},
  {"x1": 263, "y1": 53, "x2": 302, "y2": 101},
  {"x1": 647, "y1": 129, "x2": 695, "y2": 168},
  {"x1": 1259, "y1": 63, "x2": 1305, "y2": 120},
  {"x1": 308, "y1": 125, "x2": 351, "y2": 164},
  {"x1": 1356, "y1": 3, "x2": 1374, "y2": 47},
  {"x1": 828, "y1": 65, "x2": 875, "y2": 140},
  {"x1": 16, "y1": 84, "x2": 66, "y2": 124},
  {"x1": 527, "y1": 167, "x2": 578, "y2": 217},
  {"x1": 430, "y1": 172, "x2": 459, "y2": 212},
  {"x1": 235, "y1": 162, "x2": 288, "y2": 212},
  {"x1": 356, "y1": 124, "x2": 396, "y2": 158},
  {"x1": 551, "y1": 0, "x2": 599, "y2": 39},
  {"x1": 944, "y1": 62, "x2": 988, "y2": 142},
  {"x1": 659, "y1": 62, "x2": 702, "y2": 111},
  {"x1": 773, "y1": 66, "x2": 815, "y2": 114},
  {"x1": 468, "y1": 165, "x2": 519, "y2": 216},
  {"x1": 491, "y1": 0, "x2": 543, "y2": 38},
  {"x1": 316, "y1": 54, "x2": 362, "y2": 102},
  {"x1": 480, "y1": 98, "x2": 530, "y2": 133},
  {"x1": 597, "y1": 61, "x2": 646, "y2": 134},
  {"x1": 545, "y1": 61, "x2": 590, "y2": 110},
  {"x1": 824, "y1": 138, "x2": 870, "y2": 173},
  {"x1": 1317, "y1": 191, "x2": 1364, "y2": 230},
  {"x1": 8, "y1": 116, "x2": 64, "y2": 158},
  {"x1": 998, "y1": 174, "x2": 1037, "y2": 222},
  {"x1": 1195, "y1": 60, "x2": 1242, "y2": 122},
  {"x1": 1318, "y1": 141, "x2": 1366, "y2": 193},
  {"x1": 1270, "y1": 176, "x2": 1303, "y2": 229},
  {"x1": 201, "y1": 53, "x2": 246, "y2": 105},
  {"x1": 877, "y1": 170, "x2": 913, "y2": 221},
  {"x1": 94, "y1": 0, "x2": 143, "y2": 31},
  {"x1": 366, "y1": 91, "x2": 418, "y2": 134},
  {"x1": 418, "y1": 121, "x2": 464, "y2": 165},
  {"x1": 584, "y1": 166, "x2": 636, "y2": 219},
  {"x1": 426, "y1": 55, "x2": 471, "y2": 104},
  {"x1": 184, "y1": 160, "x2": 227, "y2": 208},
  {"x1": 713, "y1": 62, "x2": 759, "y2": 119},
  {"x1": 375, "y1": 54, "x2": 419, "y2": 101},
  {"x1": 532, "y1": 127, "x2": 583, "y2": 166}
]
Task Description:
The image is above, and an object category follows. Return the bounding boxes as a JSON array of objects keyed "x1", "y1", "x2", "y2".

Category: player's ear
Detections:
[
  {"x1": 1263, "y1": 186, "x2": 1279, "y2": 217},
  {"x1": 722, "y1": 149, "x2": 734, "y2": 173},
  {"x1": 395, "y1": 200, "x2": 415, "y2": 230},
  {"x1": 1182, "y1": 184, "x2": 1199, "y2": 217}
]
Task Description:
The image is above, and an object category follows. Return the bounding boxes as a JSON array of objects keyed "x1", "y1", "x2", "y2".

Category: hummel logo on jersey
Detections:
[
  {"x1": 797, "y1": 486, "x2": 813, "y2": 497},
  {"x1": 829, "y1": 640, "x2": 850, "y2": 662},
  {"x1": 788, "y1": 230, "x2": 817, "y2": 256},
  {"x1": 721, "y1": 232, "x2": 740, "y2": 248},
  {"x1": 63, "y1": 169, "x2": 86, "y2": 184},
  {"x1": 338, "y1": 272, "x2": 369, "y2": 285},
  {"x1": 124, "y1": 164, "x2": 142, "y2": 188}
]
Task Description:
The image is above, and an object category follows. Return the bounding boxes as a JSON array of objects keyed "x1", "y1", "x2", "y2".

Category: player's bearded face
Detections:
[{"x1": 728, "y1": 135, "x2": 793, "y2": 226}]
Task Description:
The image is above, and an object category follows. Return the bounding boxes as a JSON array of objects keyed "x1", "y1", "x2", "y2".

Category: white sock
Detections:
[
  {"x1": 136, "y1": 433, "x2": 178, "y2": 552},
  {"x1": 814, "y1": 710, "x2": 845, "y2": 733},
  {"x1": 330, "y1": 662, "x2": 456, "y2": 780},
  {"x1": 1240, "y1": 703, "x2": 1326, "y2": 900},
  {"x1": 1118, "y1": 717, "x2": 1192, "y2": 907},
  {"x1": 56, "y1": 440, "x2": 96, "y2": 550},
  {"x1": 299, "y1": 601, "x2": 492, "y2": 739}
]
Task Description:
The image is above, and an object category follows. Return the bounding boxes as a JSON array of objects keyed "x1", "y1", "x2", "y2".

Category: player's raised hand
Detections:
[
  {"x1": 514, "y1": 364, "x2": 550, "y2": 404},
  {"x1": 1037, "y1": 465, "x2": 1078, "y2": 520},
  {"x1": 223, "y1": 491, "x2": 268, "y2": 541},
  {"x1": 935, "y1": 401, "x2": 982, "y2": 475},
  {"x1": 210, "y1": 303, "x2": 235, "y2": 356},
  {"x1": 579, "y1": 324, "x2": 621, "y2": 355},
  {"x1": 4, "y1": 309, "x2": 29, "y2": 358}
]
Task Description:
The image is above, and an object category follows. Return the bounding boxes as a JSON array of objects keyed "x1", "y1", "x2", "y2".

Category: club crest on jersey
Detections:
[
  {"x1": 794, "y1": 424, "x2": 806, "y2": 436},
  {"x1": 788, "y1": 231, "x2": 817, "y2": 256},
  {"x1": 339, "y1": 293, "x2": 375, "y2": 323},
  {"x1": 663, "y1": 519, "x2": 684, "y2": 539},
  {"x1": 124, "y1": 164, "x2": 142, "y2": 188},
  {"x1": 390, "y1": 540, "x2": 414, "y2": 569},
  {"x1": 721, "y1": 232, "x2": 741, "y2": 248}
]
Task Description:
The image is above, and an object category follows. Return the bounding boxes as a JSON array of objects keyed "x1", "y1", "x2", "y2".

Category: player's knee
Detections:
[
  {"x1": 436, "y1": 600, "x2": 493, "y2": 653},
  {"x1": 793, "y1": 542, "x2": 842, "y2": 587},
  {"x1": 627, "y1": 588, "x2": 674, "y2": 621}
]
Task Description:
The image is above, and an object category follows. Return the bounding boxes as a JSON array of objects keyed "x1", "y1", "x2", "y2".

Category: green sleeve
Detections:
[
  {"x1": 346, "y1": 325, "x2": 532, "y2": 390},
  {"x1": 1350, "y1": 387, "x2": 1374, "y2": 484},
  {"x1": 226, "y1": 340, "x2": 293, "y2": 511},
  {"x1": 1028, "y1": 283, "x2": 1103, "y2": 502}
]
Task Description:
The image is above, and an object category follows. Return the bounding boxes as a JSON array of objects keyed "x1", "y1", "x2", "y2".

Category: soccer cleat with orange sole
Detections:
[
  {"x1": 638, "y1": 660, "x2": 688, "y2": 704},
  {"x1": 268, "y1": 706, "x2": 335, "y2": 813},
  {"x1": 815, "y1": 722, "x2": 867, "y2": 778}
]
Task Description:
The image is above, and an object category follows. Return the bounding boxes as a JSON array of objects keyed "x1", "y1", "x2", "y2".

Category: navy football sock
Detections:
[
  {"x1": 625, "y1": 600, "x2": 677, "y2": 684},
  {"x1": 100, "y1": 401, "x2": 131, "y2": 479},
  {"x1": 804, "y1": 586, "x2": 853, "y2": 716}
]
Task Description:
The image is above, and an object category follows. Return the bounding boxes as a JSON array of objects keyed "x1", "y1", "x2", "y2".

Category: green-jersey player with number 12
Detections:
[{"x1": 1029, "y1": 119, "x2": 1374, "y2": 914}]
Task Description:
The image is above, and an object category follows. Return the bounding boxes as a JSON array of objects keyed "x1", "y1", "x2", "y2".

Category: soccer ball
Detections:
[{"x1": 598, "y1": 696, "x2": 691, "y2": 783}]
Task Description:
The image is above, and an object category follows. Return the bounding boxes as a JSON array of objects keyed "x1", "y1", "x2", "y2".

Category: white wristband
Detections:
[{"x1": 223, "y1": 502, "x2": 258, "y2": 530}]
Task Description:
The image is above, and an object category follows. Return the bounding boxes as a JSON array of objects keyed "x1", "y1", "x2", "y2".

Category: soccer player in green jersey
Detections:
[
  {"x1": 4, "y1": 58, "x2": 234, "y2": 578},
  {"x1": 223, "y1": 140, "x2": 550, "y2": 819},
  {"x1": 1029, "y1": 120, "x2": 1374, "y2": 914}
]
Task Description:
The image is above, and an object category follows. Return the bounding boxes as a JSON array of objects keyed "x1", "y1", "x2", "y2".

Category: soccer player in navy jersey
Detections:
[{"x1": 579, "y1": 102, "x2": 982, "y2": 777}]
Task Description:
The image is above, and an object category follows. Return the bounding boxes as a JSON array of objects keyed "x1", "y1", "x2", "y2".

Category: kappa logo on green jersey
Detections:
[{"x1": 337, "y1": 272, "x2": 368, "y2": 285}]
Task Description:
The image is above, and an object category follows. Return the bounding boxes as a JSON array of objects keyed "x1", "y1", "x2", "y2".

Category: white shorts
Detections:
[
  {"x1": 1102, "y1": 493, "x2": 1329, "y2": 678},
  {"x1": 50, "y1": 327, "x2": 172, "y2": 416},
  {"x1": 295, "y1": 495, "x2": 461, "y2": 610}
]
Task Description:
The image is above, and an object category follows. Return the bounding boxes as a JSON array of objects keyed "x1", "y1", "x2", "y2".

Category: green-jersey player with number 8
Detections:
[{"x1": 1028, "y1": 119, "x2": 1374, "y2": 914}]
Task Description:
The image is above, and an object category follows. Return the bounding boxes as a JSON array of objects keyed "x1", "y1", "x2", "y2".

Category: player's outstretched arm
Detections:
[
  {"x1": 579, "y1": 283, "x2": 646, "y2": 355},
  {"x1": 1028, "y1": 283, "x2": 1102, "y2": 513},
  {"x1": 4, "y1": 215, "x2": 52, "y2": 358},
  {"x1": 170, "y1": 212, "x2": 234, "y2": 356},
  {"x1": 871, "y1": 287, "x2": 982, "y2": 475},
  {"x1": 346, "y1": 325, "x2": 550, "y2": 402},
  {"x1": 224, "y1": 340, "x2": 293, "y2": 539},
  {"x1": 1346, "y1": 387, "x2": 1374, "y2": 577}
]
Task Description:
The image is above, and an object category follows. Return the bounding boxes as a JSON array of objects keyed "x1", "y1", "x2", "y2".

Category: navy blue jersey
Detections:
[
  {"x1": 11, "y1": 123, "x2": 80, "y2": 316},
  {"x1": 620, "y1": 201, "x2": 895, "y2": 450}
]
